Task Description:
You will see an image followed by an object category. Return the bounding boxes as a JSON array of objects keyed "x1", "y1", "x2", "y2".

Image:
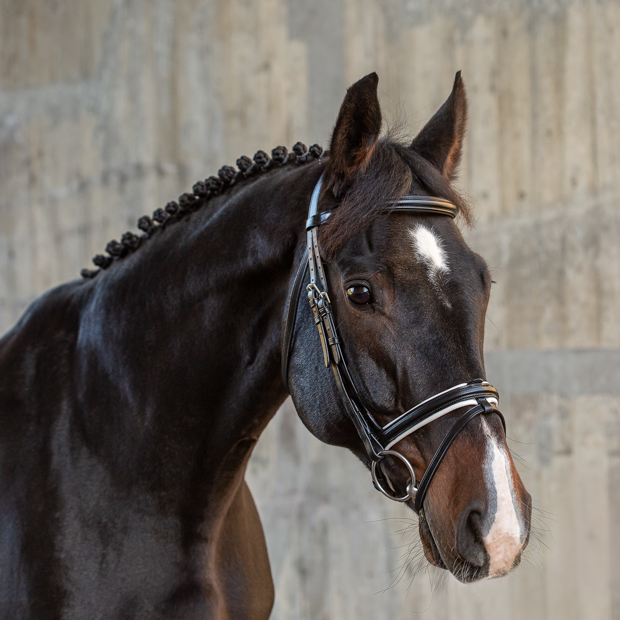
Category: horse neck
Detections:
[{"x1": 79, "y1": 164, "x2": 321, "y2": 509}]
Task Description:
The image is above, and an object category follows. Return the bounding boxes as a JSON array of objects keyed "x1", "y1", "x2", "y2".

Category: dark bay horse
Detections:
[{"x1": 0, "y1": 73, "x2": 531, "y2": 619}]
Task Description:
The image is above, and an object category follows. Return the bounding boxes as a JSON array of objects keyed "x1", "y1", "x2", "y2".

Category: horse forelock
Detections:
[{"x1": 318, "y1": 138, "x2": 472, "y2": 258}]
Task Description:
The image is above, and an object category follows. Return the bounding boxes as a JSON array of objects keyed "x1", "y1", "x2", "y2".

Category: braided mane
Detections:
[{"x1": 80, "y1": 142, "x2": 324, "y2": 278}]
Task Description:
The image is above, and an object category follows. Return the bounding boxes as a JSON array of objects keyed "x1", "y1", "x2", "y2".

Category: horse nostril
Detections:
[{"x1": 455, "y1": 506, "x2": 487, "y2": 568}]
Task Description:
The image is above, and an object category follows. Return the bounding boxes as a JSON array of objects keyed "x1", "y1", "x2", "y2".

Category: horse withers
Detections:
[{"x1": 0, "y1": 72, "x2": 531, "y2": 618}]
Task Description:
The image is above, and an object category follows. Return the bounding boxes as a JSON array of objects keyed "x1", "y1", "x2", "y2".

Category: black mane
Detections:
[{"x1": 80, "y1": 142, "x2": 325, "y2": 278}]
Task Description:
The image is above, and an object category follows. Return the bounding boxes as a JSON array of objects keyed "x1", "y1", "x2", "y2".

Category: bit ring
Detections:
[{"x1": 371, "y1": 450, "x2": 418, "y2": 503}]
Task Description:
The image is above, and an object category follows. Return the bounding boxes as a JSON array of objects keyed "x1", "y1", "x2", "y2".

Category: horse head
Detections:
[{"x1": 287, "y1": 72, "x2": 531, "y2": 582}]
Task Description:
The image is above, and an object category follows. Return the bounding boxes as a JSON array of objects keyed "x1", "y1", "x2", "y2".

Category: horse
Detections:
[{"x1": 0, "y1": 72, "x2": 531, "y2": 619}]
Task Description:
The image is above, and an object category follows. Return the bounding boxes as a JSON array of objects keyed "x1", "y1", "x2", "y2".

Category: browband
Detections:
[
  {"x1": 282, "y1": 175, "x2": 504, "y2": 514},
  {"x1": 305, "y1": 195, "x2": 457, "y2": 230}
]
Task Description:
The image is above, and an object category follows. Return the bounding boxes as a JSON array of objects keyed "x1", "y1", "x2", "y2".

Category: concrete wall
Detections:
[{"x1": 1, "y1": 0, "x2": 619, "y2": 618}]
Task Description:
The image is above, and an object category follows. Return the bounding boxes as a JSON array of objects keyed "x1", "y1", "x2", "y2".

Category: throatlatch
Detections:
[{"x1": 282, "y1": 175, "x2": 505, "y2": 514}]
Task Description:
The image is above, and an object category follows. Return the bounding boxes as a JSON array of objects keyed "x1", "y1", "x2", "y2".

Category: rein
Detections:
[{"x1": 282, "y1": 176, "x2": 505, "y2": 514}]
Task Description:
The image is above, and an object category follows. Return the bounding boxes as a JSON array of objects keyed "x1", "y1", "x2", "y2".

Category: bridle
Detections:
[{"x1": 281, "y1": 175, "x2": 505, "y2": 514}]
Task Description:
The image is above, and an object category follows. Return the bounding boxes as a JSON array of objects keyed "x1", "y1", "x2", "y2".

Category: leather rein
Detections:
[{"x1": 281, "y1": 175, "x2": 505, "y2": 514}]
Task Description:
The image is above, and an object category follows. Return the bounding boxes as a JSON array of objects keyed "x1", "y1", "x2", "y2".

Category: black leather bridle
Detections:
[{"x1": 282, "y1": 176, "x2": 505, "y2": 514}]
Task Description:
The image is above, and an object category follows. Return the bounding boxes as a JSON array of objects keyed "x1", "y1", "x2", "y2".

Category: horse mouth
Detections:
[
  {"x1": 418, "y1": 514, "x2": 447, "y2": 570},
  {"x1": 418, "y1": 512, "x2": 492, "y2": 583}
]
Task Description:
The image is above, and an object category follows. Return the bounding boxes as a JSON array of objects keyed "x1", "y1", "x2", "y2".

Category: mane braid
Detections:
[{"x1": 80, "y1": 142, "x2": 324, "y2": 278}]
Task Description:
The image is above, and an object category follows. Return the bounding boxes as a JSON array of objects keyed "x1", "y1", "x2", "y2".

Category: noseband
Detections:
[{"x1": 281, "y1": 176, "x2": 505, "y2": 514}]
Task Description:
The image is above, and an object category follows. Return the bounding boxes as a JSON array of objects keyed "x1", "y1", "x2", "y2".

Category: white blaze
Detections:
[
  {"x1": 409, "y1": 225, "x2": 450, "y2": 281},
  {"x1": 481, "y1": 418, "x2": 523, "y2": 578}
]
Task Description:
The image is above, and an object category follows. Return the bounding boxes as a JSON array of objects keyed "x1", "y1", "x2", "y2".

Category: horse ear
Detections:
[
  {"x1": 326, "y1": 72, "x2": 382, "y2": 196},
  {"x1": 411, "y1": 71, "x2": 468, "y2": 181}
]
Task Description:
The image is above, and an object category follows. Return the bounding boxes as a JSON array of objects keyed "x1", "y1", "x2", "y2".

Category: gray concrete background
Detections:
[{"x1": 1, "y1": 0, "x2": 619, "y2": 618}]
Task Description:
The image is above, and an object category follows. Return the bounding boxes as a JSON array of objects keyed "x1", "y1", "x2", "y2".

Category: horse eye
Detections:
[{"x1": 346, "y1": 284, "x2": 372, "y2": 305}]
